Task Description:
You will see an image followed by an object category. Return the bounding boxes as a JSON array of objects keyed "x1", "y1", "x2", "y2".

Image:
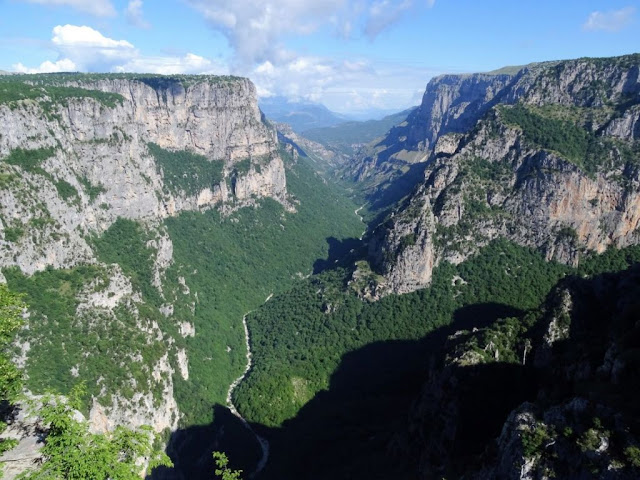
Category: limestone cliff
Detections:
[
  {"x1": 0, "y1": 73, "x2": 289, "y2": 443},
  {"x1": 367, "y1": 54, "x2": 640, "y2": 294}
]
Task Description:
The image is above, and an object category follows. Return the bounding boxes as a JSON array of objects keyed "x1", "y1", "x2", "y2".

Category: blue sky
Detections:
[{"x1": 0, "y1": 0, "x2": 638, "y2": 114}]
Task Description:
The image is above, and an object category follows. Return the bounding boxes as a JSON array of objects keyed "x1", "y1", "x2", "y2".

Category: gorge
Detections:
[{"x1": 1, "y1": 53, "x2": 640, "y2": 480}]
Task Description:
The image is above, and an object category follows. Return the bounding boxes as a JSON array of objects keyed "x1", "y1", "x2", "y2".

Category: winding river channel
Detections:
[
  {"x1": 226, "y1": 294, "x2": 272, "y2": 477},
  {"x1": 225, "y1": 206, "x2": 365, "y2": 476}
]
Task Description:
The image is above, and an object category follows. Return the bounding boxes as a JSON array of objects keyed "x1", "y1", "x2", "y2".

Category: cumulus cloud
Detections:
[
  {"x1": 186, "y1": 0, "x2": 427, "y2": 66},
  {"x1": 187, "y1": 0, "x2": 349, "y2": 66},
  {"x1": 16, "y1": 0, "x2": 116, "y2": 17},
  {"x1": 50, "y1": 24, "x2": 137, "y2": 71},
  {"x1": 12, "y1": 58, "x2": 77, "y2": 74},
  {"x1": 583, "y1": 6, "x2": 635, "y2": 32},
  {"x1": 14, "y1": 25, "x2": 227, "y2": 76},
  {"x1": 125, "y1": 0, "x2": 150, "y2": 29}
]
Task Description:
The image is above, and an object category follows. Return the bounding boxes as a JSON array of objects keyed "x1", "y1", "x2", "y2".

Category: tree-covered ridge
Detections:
[
  {"x1": 0, "y1": 72, "x2": 249, "y2": 109},
  {"x1": 147, "y1": 143, "x2": 224, "y2": 196},
  {"x1": 0, "y1": 79, "x2": 124, "y2": 108},
  {"x1": 497, "y1": 103, "x2": 639, "y2": 175},
  {"x1": 0, "y1": 72, "x2": 244, "y2": 91},
  {"x1": 234, "y1": 240, "x2": 572, "y2": 427}
]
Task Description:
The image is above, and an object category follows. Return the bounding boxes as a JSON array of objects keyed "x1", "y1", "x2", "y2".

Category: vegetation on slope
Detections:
[
  {"x1": 498, "y1": 103, "x2": 639, "y2": 175},
  {"x1": 0, "y1": 72, "x2": 243, "y2": 90},
  {"x1": 0, "y1": 78, "x2": 124, "y2": 109},
  {"x1": 234, "y1": 239, "x2": 571, "y2": 426},
  {"x1": 165, "y1": 151, "x2": 364, "y2": 425},
  {"x1": 19, "y1": 386, "x2": 172, "y2": 480},
  {"x1": 2, "y1": 147, "x2": 56, "y2": 174},
  {"x1": 3, "y1": 263, "x2": 169, "y2": 412},
  {"x1": 0, "y1": 284, "x2": 25, "y2": 461},
  {"x1": 147, "y1": 143, "x2": 224, "y2": 196}
]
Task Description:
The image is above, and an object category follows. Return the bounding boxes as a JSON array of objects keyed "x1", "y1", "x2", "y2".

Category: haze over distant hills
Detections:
[{"x1": 258, "y1": 96, "x2": 350, "y2": 132}]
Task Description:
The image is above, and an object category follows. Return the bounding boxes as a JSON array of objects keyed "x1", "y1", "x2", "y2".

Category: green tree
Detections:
[
  {"x1": 19, "y1": 384, "x2": 172, "y2": 479},
  {"x1": 213, "y1": 451, "x2": 243, "y2": 480},
  {"x1": 0, "y1": 283, "x2": 26, "y2": 459}
]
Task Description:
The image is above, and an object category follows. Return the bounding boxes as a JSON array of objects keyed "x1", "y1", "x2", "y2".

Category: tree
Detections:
[
  {"x1": 213, "y1": 451, "x2": 243, "y2": 480},
  {"x1": 0, "y1": 283, "x2": 26, "y2": 459},
  {"x1": 19, "y1": 384, "x2": 172, "y2": 479}
]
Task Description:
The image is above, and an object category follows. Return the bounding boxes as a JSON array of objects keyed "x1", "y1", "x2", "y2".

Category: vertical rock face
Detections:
[
  {"x1": 0, "y1": 75, "x2": 288, "y2": 274},
  {"x1": 404, "y1": 72, "x2": 517, "y2": 152},
  {"x1": 0, "y1": 74, "x2": 290, "y2": 445},
  {"x1": 367, "y1": 54, "x2": 640, "y2": 295}
]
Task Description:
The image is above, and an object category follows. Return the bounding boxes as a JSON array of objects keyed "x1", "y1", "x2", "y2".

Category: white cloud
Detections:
[
  {"x1": 116, "y1": 53, "x2": 229, "y2": 75},
  {"x1": 187, "y1": 0, "x2": 348, "y2": 65},
  {"x1": 583, "y1": 7, "x2": 635, "y2": 32},
  {"x1": 186, "y1": 0, "x2": 425, "y2": 66},
  {"x1": 12, "y1": 58, "x2": 77, "y2": 73},
  {"x1": 50, "y1": 25, "x2": 136, "y2": 71},
  {"x1": 125, "y1": 0, "x2": 150, "y2": 29},
  {"x1": 17, "y1": 0, "x2": 116, "y2": 17},
  {"x1": 13, "y1": 25, "x2": 228, "y2": 76}
]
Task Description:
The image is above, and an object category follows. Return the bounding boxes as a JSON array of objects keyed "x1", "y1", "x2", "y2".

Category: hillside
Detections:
[
  {"x1": 0, "y1": 73, "x2": 363, "y2": 478},
  {"x1": 302, "y1": 107, "x2": 416, "y2": 154},
  {"x1": 227, "y1": 53, "x2": 640, "y2": 479},
  {"x1": 1, "y1": 53, "x2": 640, "y2": 480}
]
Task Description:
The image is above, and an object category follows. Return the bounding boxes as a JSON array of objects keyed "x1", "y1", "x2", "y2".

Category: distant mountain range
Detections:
[
  {"x1": 259, "y1": 96, "x2": 350, "y2": 132},
  {"x1": 302, "y1": 107, "x2": 417, "y2": 153}
]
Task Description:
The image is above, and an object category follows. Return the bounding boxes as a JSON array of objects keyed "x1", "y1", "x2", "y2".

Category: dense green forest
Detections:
[
  {"x1": 234, "y1": 241, "x2": 640, "y2": 427},
  {"x1": 3, "y1": 150, "x2": 364, "y2": 426},
  {"x1": 165, "y1": 151, "x2": 363, "y2": 425}
]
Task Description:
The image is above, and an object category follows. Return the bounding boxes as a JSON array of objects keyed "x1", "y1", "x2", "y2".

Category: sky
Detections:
[{"x1": 0, "y1": 0, "x2": 638, "y2": 115}]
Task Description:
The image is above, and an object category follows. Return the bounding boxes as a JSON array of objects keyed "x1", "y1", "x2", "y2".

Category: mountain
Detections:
[
  {"x1": 366, "y1": 54, "x2": 640, "y2": 294},
  {"x1": 301, "y1": 107, "x2": 417, "y2": 154},
  {"x1": 227, "y1": 53, "x2": 640, "y2": 479},
  {"x1": 0, "y1": 72, "x2": 363, "y2": 478},
  {"x1": 407, "y1": 258, "x2": 640, "y2": 479},
  {"x1": 258, "y1": 96, "x2": 350, "y2": 132},
  {"x1": 2, "y1": 53, "x2": 640, "y2": 480}
]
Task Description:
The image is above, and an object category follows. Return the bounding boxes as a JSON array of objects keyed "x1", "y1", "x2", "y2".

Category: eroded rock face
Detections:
[
  {"x1": 368, "y1": 55, "x2": 640, "y2": 295},
  {"x1": 0, "y1": 75, "x2": 289, "y2": 448},
  {"x1": 0, "y1": 75, "x2": 287, "y2": 274}
]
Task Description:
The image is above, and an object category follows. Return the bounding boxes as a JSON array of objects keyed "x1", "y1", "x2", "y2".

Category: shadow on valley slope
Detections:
[
  {"x1": 365, "y1": 162, "x2": 428, "y2": 219},
  {"x1": 313, "y1": 236, "x2": 364, "y2": 274},
  {"x1": 154, "y1": 301, "x2": 532, "y2": 480},
  {"x1": 150, "y1": 405, "x2": 261, "y2": 480}
]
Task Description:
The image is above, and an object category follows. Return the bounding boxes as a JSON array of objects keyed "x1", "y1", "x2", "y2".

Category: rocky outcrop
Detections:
[
  {"x1": 0, "y1": 74, "x2": 287, "y2": 274},
  {"x1": 407, "y1": 266, "x2": 640, "y2": 479},
  {"x1": 368, "y1": 54, "x2": 640, "y2": 294},
  {"x1": 0, "y1": 74, "x2": 290, "y2": 448}
]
